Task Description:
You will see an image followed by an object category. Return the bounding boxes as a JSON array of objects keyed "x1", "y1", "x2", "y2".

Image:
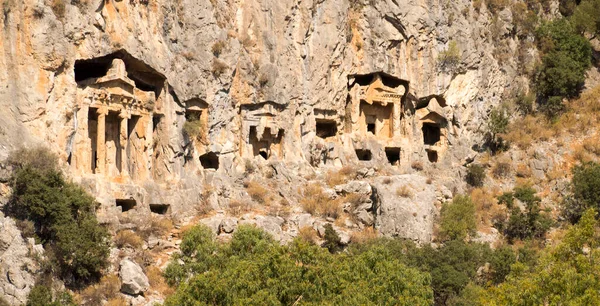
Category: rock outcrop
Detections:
[
  {"x1": 0, "y1": 214, "x2": 42, "y2": 305},
  {"x1": 374, "y1": 175, "x2": 439, "y2": 243},
  {"x1": 119, "y1": 259, "x2": 149, "y2": 296}
]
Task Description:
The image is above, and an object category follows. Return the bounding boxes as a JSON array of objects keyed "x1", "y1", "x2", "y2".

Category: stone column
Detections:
[
  {"x1": 120, "y1": 109, "x2": 130, "y2": 178},
  {"x1": 96, "y1": 107, "x2": 108, "y2": 174}
]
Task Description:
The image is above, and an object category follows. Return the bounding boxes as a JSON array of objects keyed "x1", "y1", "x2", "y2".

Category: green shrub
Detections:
[
  {"x1": 534, "y1": 18, "x2": 592, "y2": 117},
  {"x1": 323, "y1": 223, "x2": 342, "y2": 253},
  {"x1": 26, "y1": 284, "x2": 76, "y2": 306},
  {"x1": 164, "y1": 227, "x2": 433, "y2": 305},
  {"x1": 183, "y1": 113, "x2": 207, "y2": 144},
  {"x1": 466, "y1": 164, "x2": 486, "y2": 187},
  {"x1": 480, "y1": 209, "x2": 600, "y2": 305},
  {"x1": 486, "y1": 106, "x2": 509, "y2": 153},
  {"x1": 565, "y1": 162, "x2": 600, "y2": 223},
  {"x1": 439, "y1": 195, "x2": 477, "y2": 241},
  {"x1": 571, "y1": 0, "x2": 600, "y2": 36},
  {"x1": 438, "y1": 40, "x2": 460, "y2": 72},
  {"x1": 515, "y1": 91, "x2": 536, "y2": 115},
  {"x1": 498, "y1": 186, "x2": 553, "y2": 241},
  {"x1": 5, "y1": 147, "x2": 109, "y2": 287}
]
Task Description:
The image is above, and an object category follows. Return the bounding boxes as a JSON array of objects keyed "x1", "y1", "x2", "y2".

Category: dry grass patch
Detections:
[
  {"x1": 79, "y1": 275, "x2": 121, "y2": 306},
  {"x1": 298, "y1": 226, "x2": 318, "y2": 244},
  {"x1": 411, "y1": 161, "x2": 424, "y2": 171},
  {"x1": 502, "y1": 115, "x2": 554, "y2": 149},
  {"x1": 114, "y1": 230, "x2": 144, "y2": 249},
  {"x1": 211, "y1": 40, "x2": 226, "y2": 57},
  {"x1": 471, "y1": 187, "x2": 504, "y2": 230},
  {"x1": 300, "y1": 184, "x2": 342, "y2": 219},
  {"x1": 350, "y1": 227, "x2": 378, "y2": 244},
  {"x1": 492, "y1": 160, "x2": 512, "y2": 179},
  {"x1": 325, "y1": 165, "x2": 357, "y2": 187},
  {"x1": 246, "y1": 181, "x2": 273, "y2": 205},
  {"x1": 396, "y1": 185, "x2": 414, "y2": 198},
  {"x1": 515, "y1": 163, "x2": 532, "y2": 178},
  {"x1": 147, "y1": 266, "x2": 175, "y2": 296},
  {"x1": 229, "y1": 199, "x2": 252, "y2": 216},
  {"x1": 211, "y1": 59, "x2": 228, "y2": 77},
  {"x1": 105, "y1": 298, "x2": 128, "y2": 306}
]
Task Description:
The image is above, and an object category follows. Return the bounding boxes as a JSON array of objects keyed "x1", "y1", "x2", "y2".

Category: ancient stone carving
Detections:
[
  {"x1": 240, "y1": 102, "x2": 286, "y2": 160},
  {"x1": 72, "y1": 56, "x2": 166, "y2": 183},
  {"x1": 416, "y1": 97, "x2": 450, "y2": 163},
  {"x1": 347, "y1": 73, "x2": 406, "y2": 139}
]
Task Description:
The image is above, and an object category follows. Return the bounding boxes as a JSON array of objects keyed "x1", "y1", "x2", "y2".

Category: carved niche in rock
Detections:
[
  {"x1": 314, "y1": 108, "x2": 339, "y2": 139},
  {"x1": 347, "y1": 72, "x2": 407, "y2": 139},
  {"x1": 416, "y1": 97, "x2": 450, "y2": 163},
  {"x1": 184, "y1": 98, "x2": 209, "y2": 145},
  {"x1": 72, "y1": 51, "x2": 167, "y2": 182},
  {"x1": 240, "y1": 102, "x2": 286, "y2": 160}
]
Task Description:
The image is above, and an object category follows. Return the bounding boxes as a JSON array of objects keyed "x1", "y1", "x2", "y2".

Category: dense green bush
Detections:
[
  {"x1": 438, "y1": 40, "x2": 460, "y2": 72},
  {"x1": 5, "y1": 147, "x2": 109, "y2": 287},
  {"x1": 534, "y1": 18, "x2": 592, "y2": 117},
  {"x1": 466, "y1": 164, "x2": 486, "y2": 187},
  {"x1": 164, "y1": 225, "x2": 433, "y2": 305},
  {"x1": 496, "y1": 186, "x2": 553, "y2": 241},
  {"x1": 26, "y1": 284, "x2": 76, "y2": 306},
  {"x1": 439, "y1": 195, "x2": 477, "y2": 241},
  {"x1": 480, "y1": 209, "x2": 600, "y2": 305},
  {"x1": 486, "y1": 106, "x2": 509, "y2": 153},
  {"x1": 570, "y1": 0, "x2": 600, "y2": 35},
  {"x1": 565, "y1": 162, "x2": 600, "y2": 223},
  {"x1": 323, "y1": 223, "x2": 342, "y2": 253}
]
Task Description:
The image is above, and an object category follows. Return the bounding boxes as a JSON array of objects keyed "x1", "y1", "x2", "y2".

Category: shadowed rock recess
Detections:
[{"x1": 0, "y1": 0, "x2": 535, "y2": 303}]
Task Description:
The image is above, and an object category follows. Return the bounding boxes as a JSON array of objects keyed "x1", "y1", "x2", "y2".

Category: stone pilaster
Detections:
[
  {"x1": 120, "y1": 110, "x2": 130, "y2": 178},
  {"x1": 96, "y1": 107, "x2": 108, "y2": 174}
]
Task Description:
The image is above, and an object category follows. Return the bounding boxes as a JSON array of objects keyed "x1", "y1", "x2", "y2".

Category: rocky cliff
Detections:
[{"x1": 0, "y1": 0, "x2": 542, "y2": 303}]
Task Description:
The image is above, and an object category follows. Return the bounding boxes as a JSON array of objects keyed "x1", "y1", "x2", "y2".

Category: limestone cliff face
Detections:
[{"x1": 0, "y1": 0, "x2": 532, "y2": 236}]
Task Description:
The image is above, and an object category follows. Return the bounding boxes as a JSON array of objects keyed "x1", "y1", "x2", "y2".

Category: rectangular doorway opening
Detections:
[
  {"x1": 149, "y1": 204, "x2": 170, "y2": 215},
  {"x1": 422, "y1": 123, "x2": 441, "y2": 146},
  {"x1": 316, "y1": 119, "x2": 337, "y2": 138},
  {"x1": 355, "y1": 149, "x2": 372, "y2": 161},
  {"x1": 200, "y1": 152, "x2": 219, "y2": 170},
  {"x1": 385, "y1": 147, "x2": 401, "y2": 166},
  {"x1": 427, "y1": 150, "x2": 438, "y2": 163},
  {"x1": 116, "y1": 199, "x2": 137, "y2": 212}
]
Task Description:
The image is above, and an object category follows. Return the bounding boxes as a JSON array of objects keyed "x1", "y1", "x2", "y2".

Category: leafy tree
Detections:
[
  {"x1": 26, "y1": 284, "x2": 76, "y2": 306},
  {"x1": 414, "y1": 241, "x2": 491, "y2": 305},
  {"x1": 486, "y1": 106, "x2": 509, "y2": 153},
  {"x1": 571, "y1": 0, "x2": 600, "y2": 36},
  {"x1": 323, "y1": 223, "x2": 342, "y2": 253},
  {"x1": 466, "y1": 164, "x2": 486, "y2": 187},
  {"x1": 164, "y1": 225, "x2": 434, "y2": 305},
  {"x1": 534, "y1": 18, "x2": 592, "y2": 117},
  {"x1": 480, "y1": 209, "x2": 600, "y2": 305},
  {"x1": 4, "y1": 147, "x2": 109, "y2": 287},
  {"x1": 499, "y1": 186, "x2": 553, "y2": 242},
  {"x1": 565, "y1": 161, "x2": 600, "y2": 223},
  {"x1": 439, "y1": 195, "x2": 477, "y2": 241}
]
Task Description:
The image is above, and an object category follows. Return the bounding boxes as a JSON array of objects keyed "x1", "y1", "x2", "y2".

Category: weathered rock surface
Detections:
[
  {"x1": 120, "y1": 259, "x2": 149, "y2": 296},
  {"x1": 373, "y1": 175, "x2": 438, "y2": 243},
  {"x1": 0, "y1": 216, "x2": 41, "y2": 305}
]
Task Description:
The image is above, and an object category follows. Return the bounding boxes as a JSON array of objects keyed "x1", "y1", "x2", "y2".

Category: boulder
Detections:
[
  {"x1": 373, "y1": 175, "x2": 437, "y2": 243},
  {"x1": 219, "y1": 217, "x2": 238, "y2": 234},
  {"x1": 0, "y1": 216, "x2": 39, "y2": 305},
  {"x1": 120, "y1": 259, "x2": 149, "y2": 296}
]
